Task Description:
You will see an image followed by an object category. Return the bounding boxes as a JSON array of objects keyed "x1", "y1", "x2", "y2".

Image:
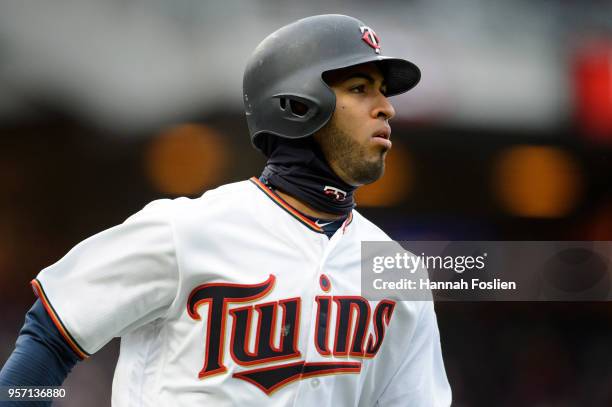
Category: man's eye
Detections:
[{"x1": 350, "y1": 85, "x2": 365, "y2": 93}]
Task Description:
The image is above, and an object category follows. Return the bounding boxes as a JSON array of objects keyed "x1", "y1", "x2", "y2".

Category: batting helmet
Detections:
[{"x1": 243, "y1": 14, "x2": 421, "y2": 154}]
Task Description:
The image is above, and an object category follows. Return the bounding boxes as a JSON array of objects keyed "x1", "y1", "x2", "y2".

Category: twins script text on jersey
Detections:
[{"x1": 187, "y1": 274, "x2": 395, "y2": 394}]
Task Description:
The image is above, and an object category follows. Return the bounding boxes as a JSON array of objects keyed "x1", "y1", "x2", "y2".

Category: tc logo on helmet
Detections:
[
  {"x1": 360, "y1": 26, "x2": 381, "y2": 54},
  {"x1": 324, "y1": 186, "x2": 348, "y2": 201}
]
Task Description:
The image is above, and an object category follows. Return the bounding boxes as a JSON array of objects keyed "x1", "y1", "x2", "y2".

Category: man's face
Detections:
[{"x1": 314, "y1": 62, "x2": 396, "y2": 186}]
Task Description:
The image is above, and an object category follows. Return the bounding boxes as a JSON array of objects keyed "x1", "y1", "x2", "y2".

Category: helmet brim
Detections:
[
  {"x1": 322, "y1": 56, "x2": 421, "y2": 97},
  {"x1": 378, "y1": 57, "x2": 421, "y2": 96}
]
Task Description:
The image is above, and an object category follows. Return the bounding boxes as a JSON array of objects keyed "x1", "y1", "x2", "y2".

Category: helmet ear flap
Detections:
[{"x1": 273, "y1": 94, "x2": 319, "y2": 122}]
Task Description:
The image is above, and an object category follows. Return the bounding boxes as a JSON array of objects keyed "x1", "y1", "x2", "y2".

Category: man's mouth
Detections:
[
  {"x1": 372, "y1": 127, "x2": 391, "y2": 140},
  {"x1": 371, "y1": 128, "x2": 392, "y2": 149}
]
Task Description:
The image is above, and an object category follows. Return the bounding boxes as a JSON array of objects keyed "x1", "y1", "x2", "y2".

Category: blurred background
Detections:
[{"x1": 1, "y1": 0, "x2": 611, "y2": 405}]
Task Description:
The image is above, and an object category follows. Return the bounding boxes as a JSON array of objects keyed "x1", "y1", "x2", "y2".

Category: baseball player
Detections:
[{"x1": 1, "y1": 15, "x2": 451, "y2": 406}]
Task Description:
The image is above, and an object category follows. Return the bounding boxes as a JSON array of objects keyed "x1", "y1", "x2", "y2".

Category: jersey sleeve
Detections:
[
  {"x1": 376, "y1": 301, "x2": 452, "y2": 406},
  {"x1": 31, "y1": 199, "x2": 179, "y2": 358}
]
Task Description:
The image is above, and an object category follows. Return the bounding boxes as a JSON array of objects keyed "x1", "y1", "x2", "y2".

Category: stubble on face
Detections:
[{"x1": 316, "y1": 116, "x2": 386, "y2": 186}]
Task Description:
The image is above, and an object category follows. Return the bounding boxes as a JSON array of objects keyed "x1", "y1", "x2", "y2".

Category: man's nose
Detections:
[{"x1": 373, "y1": 94, "x2": 396, "y2": 121}]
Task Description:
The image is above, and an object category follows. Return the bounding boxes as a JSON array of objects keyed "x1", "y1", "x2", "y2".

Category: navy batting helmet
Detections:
[{"x1": 243, "y1": 14, "x2": 421, "y2": 155}]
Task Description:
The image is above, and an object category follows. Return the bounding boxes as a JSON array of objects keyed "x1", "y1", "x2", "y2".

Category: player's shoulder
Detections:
[
  {"x1": 350, "y1": 209, "x2": 392, "y2": 241},
  {"x1": 132, "y1": 179, "x2": 257, "y2": 221},
  {"x1": 197, "y1": 179, "x2": 257, "y2": 201},
  {"x1": 188, "y1": 179, "x2": 259, "y2": 211}
]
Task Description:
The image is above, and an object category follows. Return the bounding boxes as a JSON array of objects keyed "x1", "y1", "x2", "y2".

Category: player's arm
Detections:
[
  {"x1": 0, "y1": 299, "x2": 81, "y2": 406},
  {"x1": 375, "y1": 301, "x2": 452, "y2": 406},
  {"x1": 1, "y1": 198, "x2": 179, "y2": 390},
  {"x1": 29, "y1": 199, "x2": 179, "y2": 358}
]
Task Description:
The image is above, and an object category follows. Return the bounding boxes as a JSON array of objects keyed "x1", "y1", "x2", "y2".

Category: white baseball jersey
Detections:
[{"x1": 32, "y1": 177, "x2": 451, "y2": 406}]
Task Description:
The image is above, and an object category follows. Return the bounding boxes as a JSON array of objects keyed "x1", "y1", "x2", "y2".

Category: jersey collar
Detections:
[{"x1": 250, "y1": 177, "x2": 353, "y2": 235}]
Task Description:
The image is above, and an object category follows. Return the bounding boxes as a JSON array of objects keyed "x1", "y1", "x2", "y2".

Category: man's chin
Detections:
[{"x1": 351, "y1": 163, "x2": 385, "y2": 185}]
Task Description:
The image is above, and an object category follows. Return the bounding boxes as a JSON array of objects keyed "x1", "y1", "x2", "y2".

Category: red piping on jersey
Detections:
[
  {"x1": 249, "y1": 177, "x2": 325, "y2": 233},
  {"x1": 30, "y1": 279, "x2": 89, "y2": 360},
  {"x1": 342, "y1": 212, "x2": 353, "y2": 233}
]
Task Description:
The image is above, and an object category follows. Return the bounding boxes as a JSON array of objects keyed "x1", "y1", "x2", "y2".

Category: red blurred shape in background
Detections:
[{"x1": 573, "y1": 39, "x2": 612, "y2": 143}]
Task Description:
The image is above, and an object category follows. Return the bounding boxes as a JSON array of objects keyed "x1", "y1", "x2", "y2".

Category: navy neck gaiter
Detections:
[{"x1": 260, "y1": 137, "x2": 356, "y2": 216}]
